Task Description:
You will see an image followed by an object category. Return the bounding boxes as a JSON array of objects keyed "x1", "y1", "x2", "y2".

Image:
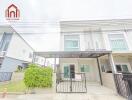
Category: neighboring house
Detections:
[
  {"x1": 0, "y1": 26, "x2": 45, "y2": 81},
  {"x1": 59, "y1": 19, "x2": 132, "y2": 91},
  {"x1": 0, "y1": 26, "x2": 34, "y2": 73}
]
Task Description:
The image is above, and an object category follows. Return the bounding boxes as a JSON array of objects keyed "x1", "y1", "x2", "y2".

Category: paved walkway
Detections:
[
  {"x1": 0, "y1": 74, "x2": 126, "y2": 100},
  {"x1": 0, "y1": 93, "x2": 126, "y2": 100},
  {"x1": 0, "y1": 85, "x2": 126, "y2": 100}
]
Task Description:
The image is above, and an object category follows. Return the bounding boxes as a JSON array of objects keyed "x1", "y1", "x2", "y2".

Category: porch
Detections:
[{"x1": 34, "y1": 51, "x2": 117, "y2": 93}]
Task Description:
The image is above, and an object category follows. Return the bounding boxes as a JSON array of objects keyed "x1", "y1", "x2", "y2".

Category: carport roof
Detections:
[{"x1": 34, "y1": 51, "x2": 112, "y2": 58}]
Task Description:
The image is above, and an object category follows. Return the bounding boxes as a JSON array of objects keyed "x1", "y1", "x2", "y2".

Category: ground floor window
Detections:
[
  {"x1": 80, "y1": 64, "x2": 90, "y2": 72},
  {"x1": 116, "y1": 64, "x2": 129, "y2": 73}
]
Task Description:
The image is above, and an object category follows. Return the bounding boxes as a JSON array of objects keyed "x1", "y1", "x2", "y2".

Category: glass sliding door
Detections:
[{"x1": 64, "y1": 65, "x2": 70, "y2": 78}]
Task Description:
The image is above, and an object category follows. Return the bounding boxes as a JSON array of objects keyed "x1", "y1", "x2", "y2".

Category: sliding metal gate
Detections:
[{"x1": 56, "y1": 73, "x2": 87, "y2": 93}]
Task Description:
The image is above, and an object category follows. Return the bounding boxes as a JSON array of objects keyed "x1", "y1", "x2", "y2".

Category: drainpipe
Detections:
[
  {"x1": 32, "y1": 52, "x2": 36, "y2": 64},
  {"x1": 44, "y1": 58, "x2": 46, "y2": 67},
  {"x1": 54, "y1": 58, "x2": 56, "y2": 73}
]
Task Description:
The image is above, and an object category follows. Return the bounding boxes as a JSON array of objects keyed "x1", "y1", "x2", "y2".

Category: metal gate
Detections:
[{"x1": 56, "y1": 73, "x2": 87, "y2": 93}]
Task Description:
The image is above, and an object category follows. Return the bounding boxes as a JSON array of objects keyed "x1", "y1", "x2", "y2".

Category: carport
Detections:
[{"x1": 34, "y1": 51, "x2": 116, "y2": 93}]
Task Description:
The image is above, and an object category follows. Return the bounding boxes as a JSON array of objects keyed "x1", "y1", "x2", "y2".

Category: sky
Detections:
[{"x1": 0, "y1": 0, "x2": 132, "y2": 51}]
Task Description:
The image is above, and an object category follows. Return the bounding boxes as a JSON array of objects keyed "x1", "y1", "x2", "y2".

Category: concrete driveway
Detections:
[
  {"x1": 0, "y1": 85, "x2": 126, "y2": 100},
  {"x1": 0, "y1": 93, "x2": 125, "y2": 100}
]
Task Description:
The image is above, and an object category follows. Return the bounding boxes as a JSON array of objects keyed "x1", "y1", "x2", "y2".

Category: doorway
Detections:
[
  {"x1": 70, "y1": 64, "x2": 75, "y2": 78},
  {"x1": 64, "y1": 64, "x2": 75, "y2": 78}
]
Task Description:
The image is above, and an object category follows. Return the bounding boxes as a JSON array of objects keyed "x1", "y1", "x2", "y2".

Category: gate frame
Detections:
[{"x1": 56, "y1": 73, "x2": 87, "y2": 93}]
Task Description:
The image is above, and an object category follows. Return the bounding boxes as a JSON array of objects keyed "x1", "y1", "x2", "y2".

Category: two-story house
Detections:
[
  {"x1": 33, "y1": 19, "x2": 132, "y2": 93},
  {"x1": 0, "y1": 25, "x2": 45, "y2": 81},
  {"x1": 59, "y1": 19, "x2": 132, "y2": 91}
]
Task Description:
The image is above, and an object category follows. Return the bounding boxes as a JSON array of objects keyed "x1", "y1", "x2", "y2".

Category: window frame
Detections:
[
  {"x1": 80, "y1": 64, "x2": 90, "y2": 73},
  {"x1": 115, "y1": 64, "x2": 130, "y2": 73},
  {"x1": 108, "y1": 33, "x2": 128, "y2": 51},
  {"x1": 64, "y1": 35, "x2": 80, "y2": 51}
]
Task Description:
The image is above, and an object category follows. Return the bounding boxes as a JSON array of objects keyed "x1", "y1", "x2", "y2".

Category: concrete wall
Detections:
[
  {"x1": 11, "y1": 72, "x2": 24, "y2": 82},
  {"x1": 59, "y1": 58, "x2": 100, "y2": 82},
  {"x1": 6, "y1": 33, "x2": 34, "y2": 62},
  {"x1": 101, "y1": 73, "x2": 116, "y2": 91},
  {"x1": 99, "y1": 58, "x2": 116, "y2": 90}
]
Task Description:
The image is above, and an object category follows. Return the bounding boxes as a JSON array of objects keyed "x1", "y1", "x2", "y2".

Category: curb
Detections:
[{"x1": 0, "y1": 92, "x2": 25, "y2": 95}]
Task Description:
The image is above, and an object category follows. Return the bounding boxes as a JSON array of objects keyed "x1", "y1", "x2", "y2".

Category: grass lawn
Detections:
[{"x1": 0, "y1": 80, "x2": 27, "y2": 92}]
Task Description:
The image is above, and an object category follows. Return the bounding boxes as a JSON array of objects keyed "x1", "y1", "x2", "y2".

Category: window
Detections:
[
  {"x1": 108, "y1": 34, "x2": 128, "y2": 51},
  {"x1": 116, "y1": 64, "x2": 129, "y2": 73},
  {"x1": 80, "y1": 64, "x2": 90, "y2": 72},
  {"x1": 64, "y1": 35, "x2": 80, "y2": 51},
  {"x1": 0, "y1": 33, "x2": 12, "y2": 51},
  {"x1": 122, "y1": 65, "x2": 129, "y2": 72},
  {"x1": 116, "y1": 65, "x2": 122, "y2": 72}
]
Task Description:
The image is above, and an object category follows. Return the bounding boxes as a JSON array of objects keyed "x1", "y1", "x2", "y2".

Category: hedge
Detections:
[{"x1": 24, "y1": 64, "x2": 53, "y2": 88}]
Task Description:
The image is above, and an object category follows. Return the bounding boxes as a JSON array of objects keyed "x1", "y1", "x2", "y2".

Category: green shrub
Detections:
[
  {"x1": 24, "y1": 64, "x2": 53, "y2": 88},
  {"x1": 27, "y1": 64, "x2": 40, "y2": 68}
]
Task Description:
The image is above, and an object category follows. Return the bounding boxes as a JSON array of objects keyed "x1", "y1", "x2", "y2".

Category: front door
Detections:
[{"x1": 70, "y1": 64, "x2": 75, "y2": 78}]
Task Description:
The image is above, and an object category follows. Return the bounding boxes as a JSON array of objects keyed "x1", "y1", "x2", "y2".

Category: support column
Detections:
[
  {"x1": 108, "y1": 53, "x2": 116, "y2": 73},
  {"x1": 32, "y1": 52, "x2": 36, "y2": 63},
  {"x1": 54, "y1": 58, "x2": 56, "y2": 73},
  {"x1": 44, "y1": 58, "x2": 47, "y2": 67},
  {"x1": 96, "y1": 57, "x2": 103, "y2": 85},
  {"x1": 108, "y1": 53, "x2": 118, "y2": 93}
]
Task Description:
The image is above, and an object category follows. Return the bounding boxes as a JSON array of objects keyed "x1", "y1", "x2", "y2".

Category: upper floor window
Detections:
[
  {"x1": 64, "y1": 35, "x2": 80, "y2": 51},
  {"x1": 0, "y1": 33, "x2": 12, "y2": 52},
  {"x1": 108, "y1": 34, "x2": 128, "y2": 51}
]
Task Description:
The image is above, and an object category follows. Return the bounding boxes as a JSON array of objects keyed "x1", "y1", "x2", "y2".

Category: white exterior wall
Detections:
[
  {"x1": 6, "y1": 33, "x2": 34, "y2": 62},
  {"x1": 80, "y1": 34, "x2": 85, "y2": 51},
  {"x1": 126, "y1": 31, "x2": 132, "y2": 51},
  {"x1": 60, "y1": 20, "x2": 132, "y2": 52},
  {"x1": 60, "y1": 58, "x2": 100, "y2": 82}
]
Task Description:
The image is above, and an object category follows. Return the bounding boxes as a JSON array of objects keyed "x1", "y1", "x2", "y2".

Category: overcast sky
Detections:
[{"x1": 0, "y1": 0, "x2": 132, "y2": 51}]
